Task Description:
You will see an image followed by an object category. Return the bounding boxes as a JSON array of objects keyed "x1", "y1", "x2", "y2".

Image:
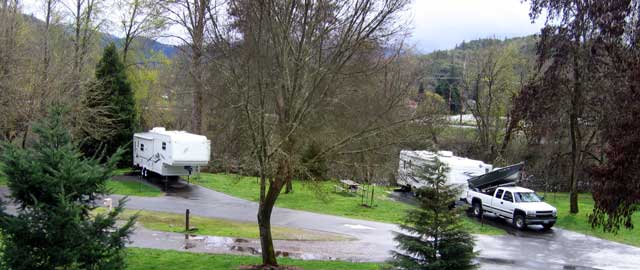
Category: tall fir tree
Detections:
[
  {"x1": 390, "y1": 157, "x2": 476, "y2": 270},
  {"x1": 84, "y1": 43, "x2": 137, "y2": 165},
  {"x1": 0, "y1": 107, "x2": 136, "y2": 270}
]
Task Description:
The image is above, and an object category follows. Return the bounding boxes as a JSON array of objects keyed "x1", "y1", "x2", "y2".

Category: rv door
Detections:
[{"x1": 136, "y1": 137, "x2": 154, "y2": 160}]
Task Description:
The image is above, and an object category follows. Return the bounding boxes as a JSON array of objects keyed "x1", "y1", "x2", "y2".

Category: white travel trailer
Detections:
[
  {"x1": 133, "y1": 127, "x2": 211, "y2": 177},
  {"x1": 397, "y1": 150, "x2": 492, "y2": 200}
]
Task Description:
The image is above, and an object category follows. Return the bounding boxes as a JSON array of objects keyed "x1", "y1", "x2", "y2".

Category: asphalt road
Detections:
[
  {"x1": 2, "y1": 178, "x2": 640, "y2": 270},
  {"x1": 105, "y1": 177, "x2": 640, "y2": 270}
]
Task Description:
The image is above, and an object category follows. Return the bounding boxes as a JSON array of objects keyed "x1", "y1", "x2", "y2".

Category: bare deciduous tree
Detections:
[
  {"x1": 62, "y1": 0, "x2": 103, "y2": 95},
  {"x1": 161, "y1": 0, "x2": 211, "y2": 134},
  {"x1": 116, "y1": 0, "x2": 166, "y2": 63},
  {"x1": 463, "y1": 43, "x2": 528, "y2": 162},
  {"x1": 206, "y1": 0, "x2": 412, "y2": 266}
]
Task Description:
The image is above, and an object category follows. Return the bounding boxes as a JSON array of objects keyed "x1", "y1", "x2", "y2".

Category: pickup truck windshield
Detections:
[{"x1": 514, "y1": 192, "x2": 542, "y2": 202}]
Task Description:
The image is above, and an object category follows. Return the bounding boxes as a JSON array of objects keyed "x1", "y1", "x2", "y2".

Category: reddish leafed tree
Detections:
[
  {"x1": 587, "y1": 0, "x2": 640, "y2": 232},
  {"x1": 516, "y1": 0, "x2": 601, "y2": 214},
  {"x1": 519, "y1": 0, "x2": 639, "y2": 230}
]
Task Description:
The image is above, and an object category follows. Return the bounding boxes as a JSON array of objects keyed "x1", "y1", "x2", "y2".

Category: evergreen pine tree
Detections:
[
  {"x1": 389, "y1": 157, "x2": 476, "y2": 270},
  {"x1": 84, "y1": 43, "x2": 137, "y2": 165},
  {"x1": 0, "y1": 107, "x2": 136, "y2": 270}
]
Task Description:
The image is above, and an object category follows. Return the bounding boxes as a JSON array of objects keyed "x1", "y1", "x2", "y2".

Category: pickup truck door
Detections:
[
  {"x1": 489, "y1": 189, "x2": 504, "y2": 215},
  {"x1": 500, "y1": 191, "x2": 516, "y2": 218}
]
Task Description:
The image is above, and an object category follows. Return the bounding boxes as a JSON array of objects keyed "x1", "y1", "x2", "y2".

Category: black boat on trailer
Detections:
[{"x1": 467, "y1": 162, "x2": 525, "y2": 191}]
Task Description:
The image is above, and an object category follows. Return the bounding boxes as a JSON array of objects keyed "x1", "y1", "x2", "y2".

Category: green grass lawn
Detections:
[
  {"x1": 107, "y1": 167, "x2": 163, "y2": 197},
  {"x1": 0, "y1": 162, "x2": 6, "y2": 186},
  {"x1": 106, "y1": 180, "x2": 163, "y2": 197},
  {"x1": 126, "y1": 248, "x2": 382, "y2": 270},
  {"x1": 544, "y1": 192, "x2": 639, "y2": 247},
  {"x1": 193, "y1": 173, "x2": 503, "y2": 235},
  {"x1": 1, "y1": 166, "x2": 160, "y2": 198},
  {"x1": 115, "y1": 168, "x2": 135, "y2": 175},
  {"x1": 102, "y1": 208, "x2": 350, "y2": 241}
]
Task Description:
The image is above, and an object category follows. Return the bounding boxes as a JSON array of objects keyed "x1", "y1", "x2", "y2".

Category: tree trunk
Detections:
[
  {"x1": 189, "y1": 0, "x2": 206, "y2": 135},
  {"x1": 500, "y1": 113, "x2": 515, "y2": 157},
  {"x1": 257, "y1": 163, "x2": 287, "y2": 267},
  {"x1": 122, "y1": 1, "x2": 138, "y2": 64},
  {"x1": 568, "y1": 5, "x2": 587, "y2": 214},
  {"x1": 258, "y1": 198, "x2": 278, "y2": 266},
  {"x1": 569, "y1": 112, "x2": 580, "y2": 214},
  {"x1": 73, "y1": 0, "x2": 82, "y2": 96},
  {"x1": 284, "y1": 179, "x2": 292, "y2": 194}
]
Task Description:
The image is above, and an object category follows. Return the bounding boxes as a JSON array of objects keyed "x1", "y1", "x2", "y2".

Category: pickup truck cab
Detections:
[{"x1": 467, "y1": 186, "x2": 557, "y2": 230}]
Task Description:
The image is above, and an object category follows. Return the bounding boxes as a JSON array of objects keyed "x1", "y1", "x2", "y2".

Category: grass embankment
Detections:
[
  {"x1": 98, "y1": 208, "x2": 350, "y2": 241},
  {"x1": 1, "y1": 166, "x2": 161, "y2": 197},
  {"x1": 126, "y1": 248, "x2": 382, "y2": 270},
  {"x1": 107, "y1": 168, "x2": 163, "y2": 197},
  {"x1": 193, "y1": 173, "x2": 503, "y2": 235},
  {"x1": 0, "y1": 162, "x2": 6, "y2": 186},
  {"x1": 545, "y1": 192, "x2": 640, "y2": 247},
  {"x1": 106, "y1": 180, "x2": 163, "y2": 197}
]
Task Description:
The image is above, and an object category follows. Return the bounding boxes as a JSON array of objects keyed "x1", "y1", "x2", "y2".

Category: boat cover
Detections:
[{"x1": 467, "y1": 162, "x2": 524, "y2": 190}]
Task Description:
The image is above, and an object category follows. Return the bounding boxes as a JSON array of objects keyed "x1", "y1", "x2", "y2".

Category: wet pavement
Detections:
[
  {"x1": 105, "y1": 178, "x2": 397, "y2": 262},
  {"x1": 130, "y1": 225, "x2": 384, "y2": 262},
  {"x1": 2, "y1": 178, "x2": 640, "y2": 269}
]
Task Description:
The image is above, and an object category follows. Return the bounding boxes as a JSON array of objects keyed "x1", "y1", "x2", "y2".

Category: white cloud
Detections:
[
  {"x1": 407, "y1": 0, "x2": 545, "y2": 52},
  {"x1": 20, "y1": 0, "x2": 545, "y2": 51}
]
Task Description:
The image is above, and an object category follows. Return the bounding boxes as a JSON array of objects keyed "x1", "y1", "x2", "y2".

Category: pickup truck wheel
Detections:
[
  {"x1": 472, "y1": 202, "x2": 483, "y2": 218},
  {"x1": 514, "y1": 214, "x2": 526, "y2": 230}
]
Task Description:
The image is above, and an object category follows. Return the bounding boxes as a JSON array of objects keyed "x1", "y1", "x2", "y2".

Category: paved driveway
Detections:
[
  {"x1": 109, "y1": 183, "x2": 397, "y2": 262},
  {"x1": 2, "y1": 181, "x2": 640, "y2": 269},
  {"x1": 104, "y1": 181, "x2": 640, "y2": 270}
]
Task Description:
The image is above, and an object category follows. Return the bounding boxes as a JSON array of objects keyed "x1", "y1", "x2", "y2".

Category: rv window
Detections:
[
  {"x1": 409, "y1": 160, "x2": 412, "y2": 168},
  {"x1": 162, "y1": 142, "x2": 166, "y2": 150},
  {"x1": 140, "y1": 143, "x2": 144, "y2": 152},
  {"x1": 403, "y1": 160, "x2": 406, "y2": 169},
  {"x1": 495, "y1": 189, "x2": 504, "y2": 199}
]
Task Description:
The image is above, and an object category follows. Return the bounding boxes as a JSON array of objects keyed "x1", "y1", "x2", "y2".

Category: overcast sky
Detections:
[
  {"x1": 21, "y1": 0, "x2": 545, "y2": 53},
  {"x1": 407, "y1": 0, "x2": 545, "y2": 52}
]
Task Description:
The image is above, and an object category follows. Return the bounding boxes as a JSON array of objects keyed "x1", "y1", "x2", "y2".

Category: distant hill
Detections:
[
  {"x1": 22, "y1": 13, "x2": 178, "y2": 59},
  {"x1": 416, "y1": 35, "x2": 538, "y2": 113},
  {"x1": 418, "y1": 35, "x2": 538, "y2": 88},
  {"x1": 103, "y1": 34, "x2": 178, "y2": 58}
]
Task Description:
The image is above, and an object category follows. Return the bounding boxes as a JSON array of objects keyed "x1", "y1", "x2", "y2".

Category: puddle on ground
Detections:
[
  {"x1": 204, "y1": 236, "x2": 237, "y2": 248},
  {"x1": 186, "y1": 235, "x2": 335, "y2": 261},
  {"x1": 477, "y1": 257, "x2": 516, "y2": 265},
  {"x1": 230, "y1": 245, "x2": 260, "y2": 255},
  {"x1": 468, "y1": 212, "x2": 556, "y2": 238},
  {"x1": 477, "y1": 257, "x2": 603, "y2": 270},
  {"x1": 343, "y1": 224, "x2": 375, "y2": 230}
]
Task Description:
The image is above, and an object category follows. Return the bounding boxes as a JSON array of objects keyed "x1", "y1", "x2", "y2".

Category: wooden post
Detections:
[
  {"x1": 370, "y1": 184, "x2": 375, "y2": 207},
  {"x1": 361, "y1": 182, "x2": 365, "y2": 205},
  {"x1": 185, "y1": 209, "x2": 190, "y2": 240}
]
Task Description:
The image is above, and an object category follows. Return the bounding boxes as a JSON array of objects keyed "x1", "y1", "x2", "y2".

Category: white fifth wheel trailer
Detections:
[
  {"x1": 397, "y1": 150, "x2": 492, "y2": 200},
  {"x1": 133, "y1": 127, "x2": 210, "y2": 177}
]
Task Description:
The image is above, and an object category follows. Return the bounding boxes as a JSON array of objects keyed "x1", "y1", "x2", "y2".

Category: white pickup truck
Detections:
[
  {"x1": 467, "y1": 186, "x2": 557, "y2": 230},
  {"x1": 465, "y1": 162, "x2": 557, "y2": 230}
]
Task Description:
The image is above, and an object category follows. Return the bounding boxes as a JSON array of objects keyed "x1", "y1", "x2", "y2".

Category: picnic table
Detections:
[{"x1": 336, "y1": 179, "x2": 361, "y2": 192}]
